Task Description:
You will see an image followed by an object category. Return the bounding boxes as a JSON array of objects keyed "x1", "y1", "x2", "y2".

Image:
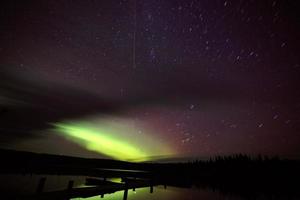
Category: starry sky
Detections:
[{"x1": 0, "y1": 0, "x2": 299, "y2": 160}]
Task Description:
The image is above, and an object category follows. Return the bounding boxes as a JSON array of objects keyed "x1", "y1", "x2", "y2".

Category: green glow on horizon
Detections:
[
  {"x1": 54, "y1": 123, "x2": 148, "y2": 161},
  {"x1": 53, "y1": 118, "x2": 174, "y2": 162}
]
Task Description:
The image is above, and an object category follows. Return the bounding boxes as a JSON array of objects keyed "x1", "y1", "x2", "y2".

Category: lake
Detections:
[{"x1": 1, "y1": 174, "x2": 297, "y2": 200}]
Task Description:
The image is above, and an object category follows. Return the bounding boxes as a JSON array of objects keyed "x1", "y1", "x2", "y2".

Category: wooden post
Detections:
[
  {"x1": 150, "y1": 185, "x2": 153, "y2": 193},
  {"x1": 67, "y1": 180, "x2": 74, "y2": 190},
  {"x1": 133, "y1": 177, "x2": 137, "y2": 191},
  {"x1": 36, "y1": 177, "x2": 46, "y2": 193},
  {"x1": 123, "y1": 181, "x2": 128, "y2": 200}
]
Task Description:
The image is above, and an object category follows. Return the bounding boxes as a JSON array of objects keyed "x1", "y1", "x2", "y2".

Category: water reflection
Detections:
[
  {"x1": 71, "y1": 186, "x2": 300, "y2": 200},
  {"x1": 1, "y1": 174, "x2": 299, "y2": 200},
  {"x1": 71, "y1": 186, "x2": 242, "y2": 200}
]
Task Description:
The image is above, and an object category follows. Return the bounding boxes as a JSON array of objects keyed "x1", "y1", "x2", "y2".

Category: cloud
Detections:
[
  {"x1": 0, "y1": 67, "x2": 119, "y2": 142},
  {"x1": 0, "y1": 64, "x2": 242, "y2": 142}
]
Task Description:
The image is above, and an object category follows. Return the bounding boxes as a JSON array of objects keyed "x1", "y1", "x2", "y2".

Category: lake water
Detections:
[
  {"x1": 0, "y1": 174, "x2": 297, "y2": 200},
  {"x1": 71, "y1": 186, "x2": 246, "y2": 200}
]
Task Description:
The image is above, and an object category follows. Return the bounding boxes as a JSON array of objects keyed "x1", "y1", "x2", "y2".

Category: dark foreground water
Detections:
[
  {"x1": 71, "y1": 186, "x2": 246, "y2": 200},
  {"x1": 0, "y1": 174, "x2": 298, "y2": 200},
  {"x1": 70, "y1": 186, "x2": 299, "y2": 200}
]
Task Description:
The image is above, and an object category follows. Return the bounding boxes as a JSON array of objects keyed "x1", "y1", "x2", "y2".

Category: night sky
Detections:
[{"x1": 0, "y1": 0, "x2": 299, "y2": 161}]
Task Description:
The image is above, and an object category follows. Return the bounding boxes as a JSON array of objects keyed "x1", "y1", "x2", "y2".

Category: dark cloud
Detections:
[
  {"x1": 0, "y1": 67, "x2": 118, "y2": 141},
  {"x1": 0, "y1": 63, "x2": 244, "y2": 142}
]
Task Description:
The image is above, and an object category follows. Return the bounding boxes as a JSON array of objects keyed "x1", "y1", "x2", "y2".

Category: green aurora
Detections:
[{"x1": 53, "y1": 118, "x2": 174, "y2": 162}]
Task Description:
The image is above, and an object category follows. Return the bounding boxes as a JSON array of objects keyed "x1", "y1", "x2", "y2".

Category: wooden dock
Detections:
[{"x1": 29, "y1": 178, "x2": 158, "y2": 200}]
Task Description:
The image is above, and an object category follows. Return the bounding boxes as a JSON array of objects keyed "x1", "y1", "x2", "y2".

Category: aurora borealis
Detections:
[
  {"x1": 54, "y1": 123, "x2": 149, "y2": 161},
  {"x1": 53, "y1": 118, "x2": 174, "y2": 161},
  {"x1": 0, "y1": 0, "x2": 299, "y2": 160}
]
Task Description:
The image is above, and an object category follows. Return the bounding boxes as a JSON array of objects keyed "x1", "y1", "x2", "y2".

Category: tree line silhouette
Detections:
[{"x1": 0, "y1": 149, "x2": 299, "y2": 199}]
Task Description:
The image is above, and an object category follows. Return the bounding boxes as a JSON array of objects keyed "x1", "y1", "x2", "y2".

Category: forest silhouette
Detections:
[{"x1": 0, "y1": 149, "x2": 299, "y2": 199}]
